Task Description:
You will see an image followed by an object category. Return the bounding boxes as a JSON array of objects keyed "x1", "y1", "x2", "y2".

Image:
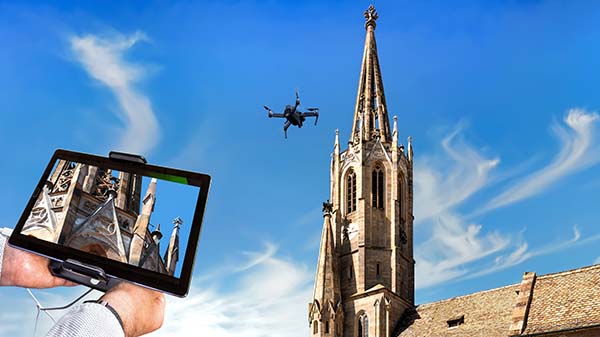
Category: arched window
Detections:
[
  {"x1": 358, "y1": 313, "x2": 369, "y2": 337},
  {"x1": 346, "y1": 170, "x2": 357, "y2": 213},
  {"x1": 398, "y1": 175, "x2": 404, "y2": 218},
  {"x1": 325, "y1": 320, "x2": 330, "y2": 334},
  {"x1": 372, "y1": 166, "x2": 384, "y2": 209},
  {"x1": 313, "y1": 320, "x2": 318, "y2": 334}
]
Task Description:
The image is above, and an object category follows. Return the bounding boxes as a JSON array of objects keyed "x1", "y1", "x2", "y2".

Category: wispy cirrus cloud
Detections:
[
  {"x1": 414, "y1": 110, "x2": 600, "y2": 289},
  {"x1": 414, "y1": 212, "x2": 509, "y2": 288},
  {"x1": 414, "y1": 122, "x2": 499, "y2": 224},
  {"x1": 414, "y1": 126, "x2": 508, "y2": 288},
  {"x1": 463, "y1": 225, "x2": 588, "y2": 280},
  {"x1": 70, "y1": 31, "x2": 159, "y2": 155},
  {"x1": 150, "y1": 243, "x2": 313, "y2": 337},
  {"x1": 481, "y1": 108, "x2": 599, "y2": 213}
]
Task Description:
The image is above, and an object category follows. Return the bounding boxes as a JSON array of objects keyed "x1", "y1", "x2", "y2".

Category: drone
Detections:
[{"x1": 264, "y1": 91, "x2": 319, "y2": 138}]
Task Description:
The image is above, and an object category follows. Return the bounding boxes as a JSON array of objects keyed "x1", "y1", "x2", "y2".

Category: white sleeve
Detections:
[
  {"x1": 44, "y1": 303, "x2": 125, "y2": 337},
  {"x1": 0, "y1": 227, "x2": 12, "y2": 281}
]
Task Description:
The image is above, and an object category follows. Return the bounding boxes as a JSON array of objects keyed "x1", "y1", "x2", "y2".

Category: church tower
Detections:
[{"x1": 309, "y1": 5, "x2": 415, "y2": 337}]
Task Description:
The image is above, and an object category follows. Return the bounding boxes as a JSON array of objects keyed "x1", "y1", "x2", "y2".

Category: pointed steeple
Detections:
[
  {"x1": 165, "y1": 216, "x2": 182, "y2": 276},
  {"x1": 309, "y1": 201, "x2": 342, "y2": 336},
  {"x1": 129, "y1": 178, "x2": 157, "y2": 266},
  {"x1": 350, "y1": 5, "x2": 391, "y2": 144}
]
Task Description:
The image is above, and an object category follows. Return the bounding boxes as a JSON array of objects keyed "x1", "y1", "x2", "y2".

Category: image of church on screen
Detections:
[{"x1": 21, "y1": 160, "x2": 181, "y2": 276}]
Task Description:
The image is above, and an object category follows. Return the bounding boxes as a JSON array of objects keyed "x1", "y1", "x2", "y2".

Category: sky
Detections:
[{"x1": 1, "y1": 0, "x2": 600, "y2": 336}]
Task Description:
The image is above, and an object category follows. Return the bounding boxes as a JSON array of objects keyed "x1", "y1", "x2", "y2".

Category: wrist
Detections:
[{"x1": 100, "y1": 286, "x2": 139, "y2": 337}]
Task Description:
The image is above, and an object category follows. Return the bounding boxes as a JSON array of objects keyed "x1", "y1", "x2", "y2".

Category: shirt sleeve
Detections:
[
  {"x1": 45, "y1": 303, "x2": 125, "y2": 337},
  {"x1": 0, "y1": 227, "x2": 12, "y2": 281}
]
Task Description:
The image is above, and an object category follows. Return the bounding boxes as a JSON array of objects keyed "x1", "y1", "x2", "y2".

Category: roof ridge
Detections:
[
  {"x1": 535, "y1": 263, "x2": 600, "y2": 280},
  {"x1": 416, "y1": 264, "x2": 600, "y2": 308},
  {"x1": 416, "y1": 282, "x2": 519, "y2": 308}
]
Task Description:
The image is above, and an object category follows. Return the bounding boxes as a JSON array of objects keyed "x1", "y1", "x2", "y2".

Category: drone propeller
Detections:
[{"x1": 264, "y1": 105, "x2": 274, "y2": 118}]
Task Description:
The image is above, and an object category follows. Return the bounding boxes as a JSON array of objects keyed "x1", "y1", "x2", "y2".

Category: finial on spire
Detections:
[
  {"x1": 172, "y1": 216, "x2": 183, "y2": 228},
  {"x1": 364, "y1": 5, "x2": 378, "y2": 29},
  {"x1": 407, "y1": 136, "x2": 413, "y2": 161}
]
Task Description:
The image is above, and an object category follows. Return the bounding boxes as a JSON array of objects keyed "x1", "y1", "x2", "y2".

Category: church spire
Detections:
[
  {"x1": 309, "y1": 201, "x2": 342, "y2": 336},
  {"x1": 165, "y1": 216, "x2": 182, "y2": 276},
  {"x1": 350, "y1": 5, "x2": 391, "y2": 144}
]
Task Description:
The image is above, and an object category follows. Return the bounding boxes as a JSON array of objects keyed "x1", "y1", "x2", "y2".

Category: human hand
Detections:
[
  {"x1": 100, "y1": 282, "x2": 165, "y2": 337},
  {"x1": 0, "y1": 243, "x2": 76, "y2": 288}
]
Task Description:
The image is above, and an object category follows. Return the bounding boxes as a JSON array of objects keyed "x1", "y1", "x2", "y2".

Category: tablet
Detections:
[{"x1": 8, "y1": 149, "x2": 211, "y2": 297}]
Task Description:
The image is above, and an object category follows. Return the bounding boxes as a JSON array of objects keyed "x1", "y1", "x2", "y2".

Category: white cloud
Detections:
[
  {"x1": 482, "y1": 108, "x2": 599, "y2": 213},
  {"x1": 413, "y1": 113, "x2": 600, "y2": 289},
  {"x1": 70, "y1": 31, "x2": 159, "y2": 155},
  {"x1": 151, "y1": 244, "x2": 313, "y2": 337},
  {"x1": 464, "y1": 226, "x2": 586, "y2": 280},
  {"x1": 414, "y1": 213, "x2": 509, "y2": 288},
  {"x1": 413, "y1": 124, "x2": 508, "y2": 288},
  {"x1": 414, "y1": 123, "x2": 499, "y2": 223}
]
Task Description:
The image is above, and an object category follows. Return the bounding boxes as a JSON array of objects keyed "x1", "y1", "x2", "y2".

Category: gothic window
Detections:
[
  {"x1": 376, "y1": 263, "x2": 380, "y2": 277},
  {"x1": 358, "y1": 313, "x2": 369, "y2": 337},
  {"x1": 372, "y1": 166, "x2": 384, "y2": 209},
  {"x1": 52, "y1": 161, "x2": 76, "y2": 193},
  {"x1": 325, "y1": 320, "x2": 330, "y2": 334},
  {"x1": 398, "y1": 175, "x2": 404, "y2": 219},
  {"x1": 313, "y1": 320, "x2": 318, "y2": 334},
  {"x1": 346, "y1": 170, "x2": 357, "y2": 213}
]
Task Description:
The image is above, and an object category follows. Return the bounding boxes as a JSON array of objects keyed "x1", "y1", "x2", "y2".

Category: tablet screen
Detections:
[{"x1": 20, "y1": 159, "x2": 199, "y2": 279}]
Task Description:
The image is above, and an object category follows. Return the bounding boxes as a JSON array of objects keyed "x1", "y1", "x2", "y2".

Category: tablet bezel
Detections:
[{"x1": 8, "y1": 149, "x2": 211, "y2": 297}]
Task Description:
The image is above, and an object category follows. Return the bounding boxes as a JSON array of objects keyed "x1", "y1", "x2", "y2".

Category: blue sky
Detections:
[{"x1": 1, "y1": 1, "x2": 600, "y2": 336}]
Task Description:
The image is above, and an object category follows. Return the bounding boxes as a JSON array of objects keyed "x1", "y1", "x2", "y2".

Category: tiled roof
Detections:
[
  {"x1": 523, "y1": 264, "x2": 600, "y2": 335},
  {"x1": 397, "y1": 283, "x2": 519, "y2": 337},
  {"x1": 396, "y1": 264, "x2": 600, "y2": 337}
]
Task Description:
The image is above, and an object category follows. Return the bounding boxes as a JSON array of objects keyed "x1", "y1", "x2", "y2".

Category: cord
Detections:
[{"x1": 27, "y1": 287, "x2": 95, "y2": 337}]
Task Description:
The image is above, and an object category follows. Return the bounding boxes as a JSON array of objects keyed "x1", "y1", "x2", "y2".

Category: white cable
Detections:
[{"x1": 27, "y1": 287, "x2": 94, "y2": 337}]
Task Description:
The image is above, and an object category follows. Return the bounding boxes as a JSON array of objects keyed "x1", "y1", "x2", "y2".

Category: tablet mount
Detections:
[{"x1": 48, "y1": 151, "x2": 147, "y2": 292}]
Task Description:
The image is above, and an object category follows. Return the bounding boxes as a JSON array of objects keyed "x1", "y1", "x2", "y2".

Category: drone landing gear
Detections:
[{"x1": 283, "y1": 121, "x2": 291, "y2": 139}]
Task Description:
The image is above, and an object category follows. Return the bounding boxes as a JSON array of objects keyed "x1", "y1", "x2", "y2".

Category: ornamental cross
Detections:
[{"x1": 364, "y1": 5, "x2": 378, "y2": 26}]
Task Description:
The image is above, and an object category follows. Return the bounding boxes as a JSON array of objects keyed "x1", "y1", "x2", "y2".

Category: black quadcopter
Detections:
[{"x1": 264, "y1": 91, "x2": 319, "y2": 138}]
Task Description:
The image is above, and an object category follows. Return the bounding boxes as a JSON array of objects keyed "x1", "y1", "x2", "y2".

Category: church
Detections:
[
  {"x1": 308, "y1": 5, "x2": 600, "y2": 337},
  {"x1": 21, "y1": 159, "x2": 181, "y2": 276}
]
